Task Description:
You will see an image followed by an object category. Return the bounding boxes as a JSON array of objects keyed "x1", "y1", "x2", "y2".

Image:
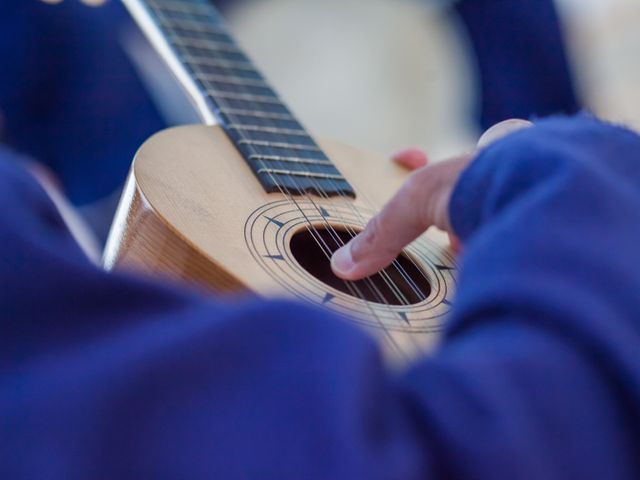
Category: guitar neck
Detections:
[{"x1": 123, "y1": 0, "x2": 354, "y2": 197}]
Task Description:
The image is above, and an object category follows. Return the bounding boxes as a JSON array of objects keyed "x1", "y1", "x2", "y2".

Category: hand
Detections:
[{"x1": 331, "y1": 119, "x2": 533, "y2": 281}]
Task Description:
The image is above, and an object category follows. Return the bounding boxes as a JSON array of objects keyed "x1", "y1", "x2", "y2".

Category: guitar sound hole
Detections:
[{"x1": 290, "y1": 227, "x2": 431, "y2": 306}]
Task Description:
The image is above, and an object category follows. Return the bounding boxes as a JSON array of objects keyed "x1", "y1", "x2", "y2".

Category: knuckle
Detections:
[
  {"x1": 352, "y1": 215, "x2": 393, "y2": 263},
  {"x1": 359, "y1": 215, "x2": 382, "y2": 248},
  {"x1": 404, "y1": 170, "x2": 432, "y2": 223},
  {"x1": 403, "y1": 173, "x2": 425, "y2": 204}
]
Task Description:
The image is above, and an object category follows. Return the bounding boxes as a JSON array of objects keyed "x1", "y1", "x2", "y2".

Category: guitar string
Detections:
[
  {"x1": 335, "y1": 177, "x2": 441, "y2": 300},
  {"x1": 192, "y1": 69, "x2": 402, "y2": 349},
  {"x1": 322, "y1": 168, "x2": 455, "y2": 349},
  {"x1": 302, "y1": 179, "x2": 414, "y2": 306},
  {"x1": 309, "y1": 182, "x2": 430, "y2": 352},
  {"x1": 151, "y1": 1, "x2": 425, "y2": 356},
  {"x1": 161, "y1": 0, "x2": 436, "y2": 306},
  {"x1": 309, "y1": 177, "x2": 428, "y2": 304},
  {"x1": 143, "y1": 0, "x2": 436, "y2": 310},
  {"x1": 167, "y1": 22, "x2": 416, "y2": 361},
  {"x1": 155, "y1": 0, "x2": 454, "y2": 355},
  {"x1": 149, "y1": 2, "x2": 412, "y2": 356},
  {"x1": 314, "y1": 170, "x2": 450, "y2": 356},
  {"x1": 150, "y1": 2, "x2": 426, "y2": 308},
  {"x1": 152, "y1": 0, "x2": 416, "y2": 355},
  {"x1": 256, "y1": 140, "x2": 441, "y2": 358},
  {"x1": 150, "y1": 0, "x2": 426, "y2": 306},
  {"x1": 302, "y1": 177, "x2": 427, "y2": 358},
  {"x1": 158, "y1": 0, "x2": 429, "y2": 341},
  {"x1": 295, "y1": 155, "x2": 431, "y2": 352},
  {"x1": 316, "y1": 176, "x2": 435, "y2": 305},
  {"x1": 227, "y1": 137, "x2": 419, "y2": 357},
  {"x1": 198, "y1": 46, "x2": 425, "y2": 312},
  {"x1": 304, "y1": 178, "x2": 428, "y2": 354},
  {"x1": 292, "y1": 177, "x2": 414, "y2": 309}
]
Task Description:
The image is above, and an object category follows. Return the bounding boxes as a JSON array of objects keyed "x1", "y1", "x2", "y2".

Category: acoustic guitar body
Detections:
[{"x1": 104, "y1": 125, "x2": 457, "y2": 361}]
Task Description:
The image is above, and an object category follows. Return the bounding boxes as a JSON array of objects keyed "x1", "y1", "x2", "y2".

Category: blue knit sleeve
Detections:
[
  {"x1": 403, "y1": 115, "x2": 640, "y2": 479},
  {"x1": 2, "y1": 116, "x2": 640, "y2": 479}
]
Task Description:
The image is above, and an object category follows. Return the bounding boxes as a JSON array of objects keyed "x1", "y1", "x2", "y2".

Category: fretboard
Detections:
[{"x1": 123, "y1": 0, "x2": 354, "y2": 197}]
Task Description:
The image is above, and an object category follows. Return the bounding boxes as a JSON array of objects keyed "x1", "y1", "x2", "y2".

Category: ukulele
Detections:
[{"x1": 105, "y1": 0, "x2": 457, "y2": 362}]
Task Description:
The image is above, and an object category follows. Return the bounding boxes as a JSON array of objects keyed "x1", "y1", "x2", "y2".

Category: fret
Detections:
[
  {"x1": 158, "y1": 15, "x2": 228, "y2": 36},
  {"x1": 195, "y1": 73, "x2": 268, "y2": 89},
  {"x1": 148, "y1": 0, "x2": 213, "y2": 16},
  {"x1": 222, "y1": 116, "x2": 301, "y2": 132},
  {"x1": 257, "y1": 169, "x2": 346, "y2": 181},
  {"x1": 201, "y1": 82, "x2": 274, "y2": 98},
  {"x1": 182, "y1": 54, "x2": 256, "y2": 72},
  {"x1": 228, "y1": 125, "x2": 309, "y2": 136},
  {"x1": 171, "y1": 37, "x2": 241, "y2": 54},
  {"x1": 246, "y1": 151, "x2": 329, "y2": 163},
  {"x1": 249, "y1": 155, "x2": 333, "y2": 166},
  {"x1": 195, "y1": 65, "x2": 263, "y2": 82},
  {"x1": 207, "y1": 92, "x2": 282, "y2": 105},
  {"x1": 169, "y1": 26, "x2": 231, "y2": 44},
  {"x1": 196, "y1": 66, "x2": 263, "y2": 82},
  {"x1": 149, "y1": 1, "x2": 213, "y2": 22},
  {"x1": 237, "y1": 140, "x2": 323, "y2": 152},
  {"x1": 216, "y1": 105, "x2": 301, "y2": 131},
  {"x1": 176, "y1": 46, "x2": 246, "y2": 64},
  {"x1": 217, "y1": 108, "x2": 295, "y2": 121},
  {"x1": 153, "y1": 7, "x2": 212, "y2": 24},
  {"x1": 219, "y1": 101, "x2": 288, "y2": 116}
]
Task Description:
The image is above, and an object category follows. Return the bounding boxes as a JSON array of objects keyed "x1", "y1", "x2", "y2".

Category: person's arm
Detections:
[
  {"x1": 2, "y1": 116, "x2": 640, "y2": 479},
  {"x1": 334, "y1": 114, "x2": 640, "y2": 478},
  {"x1": 0, "y1": 149, "x2": 428, "y2": 479},
  {"x1": 405, "y1": 116, "x2": 640, "y2": 478}
]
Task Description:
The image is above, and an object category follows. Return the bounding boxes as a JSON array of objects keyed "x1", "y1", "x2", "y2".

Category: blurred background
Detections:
[
  {"x1": 2, "y1": 0, "x2": 640, "y2": 247},
  {"x1": 223, "y1": 0, "x2": 640, "y2": 156},
  {"x1": 131, "y1": 0, "x2": 640, "y2": 156}
]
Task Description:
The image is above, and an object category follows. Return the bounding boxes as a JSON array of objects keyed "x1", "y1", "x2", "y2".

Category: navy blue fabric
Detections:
[
  {"x1": 0, "y1": 1, "x2": 165, "y2": 205},
  {"x1": 1, "y1": 115, "x2": 640, "y2": 476},
  {"x1": 455, "y1": 0, "x2": 580, "y2": 129},
  {"x1": 0, "y1": 0, "x2": 579, "y2": 204}
]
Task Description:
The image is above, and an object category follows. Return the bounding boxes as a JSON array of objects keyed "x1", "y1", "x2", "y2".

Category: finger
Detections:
[
  {"x1": 477, "y1": 118, "x2": 533, "y2": 149},
  {"x1": 448, "y1": 232, "x2": 462, "y2": 253},
  {"x1": 332, "y1": 155, "x2": 471, "y2": 280},
  {"x1": 332, "y1": 120, "x2": 531, "y2": 280},
  {"x1": 331, "y1": 182, "x2": 428, "y2": 280},
  {"x1": 392, "y1": 147, "x2": 429, "y2": 170}
]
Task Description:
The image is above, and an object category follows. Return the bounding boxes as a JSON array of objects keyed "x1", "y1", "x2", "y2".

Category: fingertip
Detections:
[
  {"x1": 392, "y1": 147, "x2": 429, "y2": 170},
  {"x1": 331, "y1": 244, "x2": 357, "y2": 280},
  {"x1": 477, "y1": 119, "x2": 533, "y2": 149},
  {"x1": 448, "y1": 233, "x2": 462, "y2": 253}
]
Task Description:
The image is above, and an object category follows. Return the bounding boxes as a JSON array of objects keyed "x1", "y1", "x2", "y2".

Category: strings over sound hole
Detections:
[{"x1": 290, "y1": 227, "x2": 431, "y2": 306}]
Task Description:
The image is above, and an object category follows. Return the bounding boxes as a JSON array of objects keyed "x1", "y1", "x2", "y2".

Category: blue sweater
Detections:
[
  {"x1": 1, "y1": 116, "x2": 639, "y2": 478},
  {"x1": 0, "y1": 0, "x2": 577, "y2": 205},
  {"x1": 0, "y1": 1, "x2": 165, "y2": 205}
]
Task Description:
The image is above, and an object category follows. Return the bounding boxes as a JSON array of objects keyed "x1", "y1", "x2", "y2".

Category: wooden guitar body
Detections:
[{"x1": 104, "y1": 125, "x2": 457, "y2": 361}]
